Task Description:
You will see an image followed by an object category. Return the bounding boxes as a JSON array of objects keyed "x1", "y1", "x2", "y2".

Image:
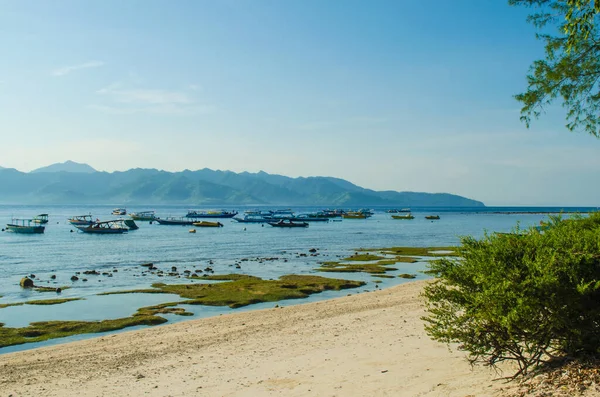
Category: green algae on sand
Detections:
[
  {"x1": 359, "y1": 246, "x2": 458, "y2": 257},
  {"x1": 0, "y1": 302, "x2": 192, "y2": 348},
  {"x1": 0, "y1": 297, "x2": 83, "y2": 309},
  {"x1": 153, "y1": 274, "x2": 365, "y2": 308},
  {"x1": 98, "y1": 274, "x2": 365, "y2": 308}
]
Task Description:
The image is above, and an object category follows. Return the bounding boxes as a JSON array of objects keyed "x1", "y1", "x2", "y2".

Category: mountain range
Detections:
[{"x1": 0, "y1": 161, "x2": 485, "y2": 207}]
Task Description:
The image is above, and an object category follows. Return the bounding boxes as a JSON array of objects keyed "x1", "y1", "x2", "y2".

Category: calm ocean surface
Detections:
[{"x1": 0, "y1": 205, "x2": 593, "y2": 353}]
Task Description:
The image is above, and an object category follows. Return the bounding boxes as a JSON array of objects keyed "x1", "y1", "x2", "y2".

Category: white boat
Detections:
[{"x1": 111, "y1": 208, "x2": 127, "y2": 216}]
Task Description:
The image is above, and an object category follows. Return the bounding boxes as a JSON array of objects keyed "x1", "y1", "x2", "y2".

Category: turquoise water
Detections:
[{"x1": 0, "y1": 205, "x2": 589, "y2": 353}]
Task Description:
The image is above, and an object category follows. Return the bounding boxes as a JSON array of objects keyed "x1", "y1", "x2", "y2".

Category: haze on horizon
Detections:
[{"x1": 1, "y1": 0, "x2": 599, "y2": 207}]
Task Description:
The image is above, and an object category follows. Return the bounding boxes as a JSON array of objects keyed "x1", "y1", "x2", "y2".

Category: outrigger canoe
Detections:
[{"x1": 75, "y1": 220, "x2": 129, "y2": 234}]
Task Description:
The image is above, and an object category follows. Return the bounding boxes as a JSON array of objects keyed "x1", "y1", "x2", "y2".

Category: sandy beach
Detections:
[{"x1": 0, "y1": 280, "x2": 516, "y2": 396}]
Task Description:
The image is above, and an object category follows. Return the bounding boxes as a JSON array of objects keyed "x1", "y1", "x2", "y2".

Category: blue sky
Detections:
[{"x1": 0, "y1": 0, "x2": 598, "y2": 206}]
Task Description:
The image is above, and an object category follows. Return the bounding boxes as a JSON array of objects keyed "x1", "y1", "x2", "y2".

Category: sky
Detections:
[{"x1": 1, "y1": 0, "x2": 599, "y2": 206}]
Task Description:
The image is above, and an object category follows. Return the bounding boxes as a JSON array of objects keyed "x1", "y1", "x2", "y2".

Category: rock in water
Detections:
[{"x1": 20, "y1": 277, "x2": 34, "y2": 288}]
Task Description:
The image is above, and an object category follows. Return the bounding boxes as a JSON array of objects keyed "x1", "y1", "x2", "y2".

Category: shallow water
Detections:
[{"x1": 0, "y1": 205, "x2": 590, "y2": 353}]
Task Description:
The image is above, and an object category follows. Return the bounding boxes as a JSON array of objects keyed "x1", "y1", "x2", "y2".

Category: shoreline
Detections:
[{"x1": 0, "y1": 280, "x2": 516, "y2": 396}]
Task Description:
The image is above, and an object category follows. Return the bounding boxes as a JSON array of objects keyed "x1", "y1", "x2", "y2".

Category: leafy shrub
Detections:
[{"x1": 422, "y1": 214, "x2": 600, "y2": 377}]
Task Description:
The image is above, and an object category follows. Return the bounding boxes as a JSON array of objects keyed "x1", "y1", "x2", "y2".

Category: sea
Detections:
[{"x1": 0, "y1": 205, "x2": 594, "y2": 353}]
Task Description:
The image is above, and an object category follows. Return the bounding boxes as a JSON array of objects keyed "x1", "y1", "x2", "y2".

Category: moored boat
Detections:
[
  {"x1": 185, "y1": 210, "x2": 238, "y2": 219},
  {"x1": 192, "y1": 221, "x2": 224, "y2": 227},
  {"x1": 342, "y1": 212, "x2": 367, "y2": 219},
  {"x1": 6, "y1": 218, "x2": 45, "y2": 234},
  {"x1": 392, "y1": 214, "x2": 415, "y2": 220},
  {"x1": 111, "y1": 208, "x2": 127, "y2": 216},
  {"x1": 32, "y1": 214, "x2": 49, "y2": 224},
  {"x1": 268, "y1": 220, "x2": 309, "y2": 228},
  {"x1": 156, "y1": 217, "x2": 196, "y2": 226},
  {"x1": 425, "y1": 215, "x2": 440, "y2": 220},
  {"x1": 129, "y1": 211, "x2": 156, "y2": 221},
  {"x1": 292, "y1": 214, "x2": 330, "y2": 222},
  {"x1": 68, "y1": 215, "x2": 95, "y2": 226},
  {"x1": 76, "y1": 220, "x2": 129, "y2": 234},
  {"x1": 234, "y1": 214, "x2": 276, "y2": 223}
]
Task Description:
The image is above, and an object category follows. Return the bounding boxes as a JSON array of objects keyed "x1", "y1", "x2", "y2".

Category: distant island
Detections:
[{"x1": 0, "y1": 161, "x2": 485, "y2": 206}]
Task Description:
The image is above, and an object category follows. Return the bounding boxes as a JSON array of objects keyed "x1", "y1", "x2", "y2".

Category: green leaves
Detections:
[
  {"x1": 511, "y1": 0, "x2": 600, "y2": 137},
  {"x1": 423, "y1": 213, "x2": 600, "y2": 376}
]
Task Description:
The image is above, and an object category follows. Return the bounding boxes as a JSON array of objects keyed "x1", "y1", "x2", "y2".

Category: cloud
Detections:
[
  {"x1": 52, "y1": 61, "x2": 105, "y2": 76},
  {"x1": 97, "y1": 85, "x2": 192, "y2": 105},
  {"x1": 88, "y1": 104, "x2": 216, "y2": 115},
  {"x1": 92, "y1": 81, "x2": 215, "y2": 116}
]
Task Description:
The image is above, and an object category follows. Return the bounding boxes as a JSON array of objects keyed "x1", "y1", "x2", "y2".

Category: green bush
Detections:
[{"x1": 422, "y1": 213, "x2": 600, "y2": 377}]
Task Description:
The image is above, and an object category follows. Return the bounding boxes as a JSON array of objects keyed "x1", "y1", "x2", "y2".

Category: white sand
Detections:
[{"x1": 0, "y1": 281, "x2": 517, "y2": 396}]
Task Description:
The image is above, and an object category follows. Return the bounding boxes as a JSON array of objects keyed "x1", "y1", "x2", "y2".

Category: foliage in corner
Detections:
[
  {"x1": 422, "y1": 213, "x2": 600, "y2": 377},
  {"x1": 509, "y1": 0, "x2": 600, "y2": 136}
]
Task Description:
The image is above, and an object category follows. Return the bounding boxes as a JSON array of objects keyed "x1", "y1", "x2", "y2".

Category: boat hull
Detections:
[
  {"x1": 186, "y1": 212, "x2": 238, "y2": 219},
  {"x1": 192, "y1": 221, "x2": 224, "y2": 227},
  {"x1": 6, "y1": 224, "x2": 45, "y2": 234},
  {"x1": 75, "y1": 226, "x2": 128, "y2": 234},
  {"x1": 392, "y1": 215, "x2": 414, "y2": 220},
  {"x1": 156, "y1": 219, "x2": 196, "y2": 226},
  {"x1": 268, "y1": 222, "x2": 309, "y2": 228}
]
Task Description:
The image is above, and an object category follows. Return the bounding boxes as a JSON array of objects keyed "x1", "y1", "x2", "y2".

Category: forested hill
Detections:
[{"x1": 0, "y1": 166, "x2": 485, "y2": 207}]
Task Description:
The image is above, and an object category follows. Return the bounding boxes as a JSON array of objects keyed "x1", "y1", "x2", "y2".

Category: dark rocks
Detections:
[
  {"x1": 83, "y1": 270, "x2": 100, "y2": 275},
  {"x1": 71, "y1": 275, "x2": 79, "y2": 281},
  {"x1": 50, "y1": 274, "x2": 56, "y2": 279},
  {"x1": 141, "y1": 263, "x2": 154, "y2": 268},
  {"x1": 171, "y1": 266, "x2": 177, "y2": 272},
  {"x1": 309, "y1": 248, "x2": 317, "y2": 253},
  {"x1": 20, "y1": 277, "x2": 34, "y2": 288}
]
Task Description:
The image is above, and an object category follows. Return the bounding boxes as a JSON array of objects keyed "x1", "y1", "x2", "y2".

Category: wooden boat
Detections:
[
  {"x1": 32, "y1": 214, "x2": 49, "y2": 224},
  {"x1": 268, "y1": 220, "x2": 309, "y2": 228},
  {"x1": 399, "y1": 208, "x2": 411, "y2": 212},
  {"x1": 6, "y1": 218, "x2": 45, "y2": 234},
  {"x1": 129, "y1": 211, "x2": 156, "y2": 221},
  {"x1": 68, "y1": 215, "x2": 95, "y2": 226},
  {"x1": 76, "y1": 220, "x2": 128, "y2": 234},
  {"x1": 342, "y1": 212, "x2": 367, "y2": 219},
  {"x1": 192, "y1": 221, "x2": 224, "y2": 227},
  {"x1": 425, "y1": 215, "x2": 440, "y2": 220},
  {"x1": 185, "y1": 210, "x2": 238, "y2": 219},
  {"x1": 111, "y1": 208, "x2": 127, "y2": 216},
  {"x1": 392, "y1": 214, "x2": 415, "y2": 220},
  {"x1": 155, "y1": 217, "x2": 196, "y2": 226}
]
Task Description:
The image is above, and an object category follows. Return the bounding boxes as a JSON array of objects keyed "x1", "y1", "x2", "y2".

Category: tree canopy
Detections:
[{"x1": 510, "y1": 0, "x2": 600, "y2": 136}]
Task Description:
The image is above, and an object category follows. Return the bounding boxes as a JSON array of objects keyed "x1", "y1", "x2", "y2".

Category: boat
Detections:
[
  {"x1": 6, "y1": 218, "x2": 45, "y2": 234},
  {"x1": 342, "y1": 212, "x2": 367, "y2": 219},
  {"x1": 185, "y1": 210, "x2": 238, "y2": 219},
  {"x1": 392, "y1": 214, "x2": 415, "y2": 220},
  {"x1": 399, "y1": 208, "x2": 411, "y2": 212},
  {"x1": 129, "y1": 211, "x2": 156, "y2": 221},
  {"x1": 387, "y1": 209, "x2": 399, "y2": 213},
  {"x1": 268, "y1": 220, "x2": 309, "y2": 228},
  {"x1": 32, "y1": 214, "x2": 49, "y2": 224},
  {"x1": 192, "y1": 221, "x2": 224, "y2": 227},
  {"x1": 111, "y1": 208, "x2": 127, "y2": 216},
  {"x1": 75, "y1": 220, "x2": 129, "y2": 234},
  {"x1": 425, "y1": 215, "x2": 440, "y2": 220},
  {"x1": 68, "y1": 215, "x2": 95, "y2": 226},
  {"x1": 233, "y1": 214, "x2": 277, "y2": 223},
  {"x1": 155, "y1": 217, "x2": 196, "y2": 226},
  {"x1": 291, "y1": 214, "x2": 330, "y2": 222}
]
